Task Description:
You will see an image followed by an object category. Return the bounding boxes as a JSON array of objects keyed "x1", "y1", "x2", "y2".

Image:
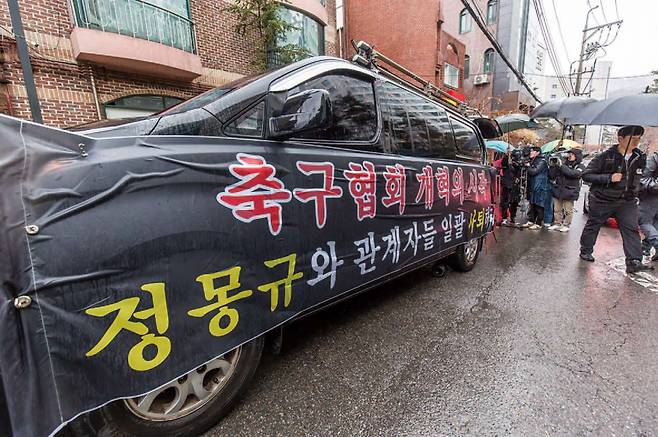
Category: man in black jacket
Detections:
[
  {"x1": 548, "y1": 148, "x2": 585, "y2": 232},
  {"x1": 579, "y1": 125, "x2": 653, "y2": 273},
  {"x1": 640, "y1": 150, "x2": 658, "y2": 259},
  {"x1": 500, "y1": 147, "x2": 522, "y2": 226}
]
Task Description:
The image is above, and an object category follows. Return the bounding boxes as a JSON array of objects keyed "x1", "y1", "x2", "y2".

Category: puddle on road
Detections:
[{"x1": 607, "y1": 257, "x2": 658, "y2": 293}]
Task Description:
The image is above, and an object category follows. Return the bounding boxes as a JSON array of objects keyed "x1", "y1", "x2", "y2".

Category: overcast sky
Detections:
[{"x1": 543, "y1": 0, "x2": 658, "y2": 79}]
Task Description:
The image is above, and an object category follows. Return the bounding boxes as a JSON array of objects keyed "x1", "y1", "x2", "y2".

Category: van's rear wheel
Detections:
[
  {"x1": 448, "y1": 238, "x2": 482, "y2": 272},
  {"x1": 70, "y1": 337, "x2": 264, "y2": 437}
]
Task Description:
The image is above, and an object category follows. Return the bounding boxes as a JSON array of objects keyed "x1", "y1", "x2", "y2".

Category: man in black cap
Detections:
[{"x1": 579, "y1": 125, "x2": 653, "y2": 273}]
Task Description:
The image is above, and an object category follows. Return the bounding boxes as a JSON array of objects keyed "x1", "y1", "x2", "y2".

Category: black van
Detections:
[{"x1": 0, "y1": 55, "x2": 496, "y2": 437}]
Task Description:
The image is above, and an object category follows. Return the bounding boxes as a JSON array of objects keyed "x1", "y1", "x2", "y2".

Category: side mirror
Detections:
[
  {"x1": 472, "y1": 117, "x2": 503, "y2": 139},
  {"x1": 268, "y1": 89, "x2": 332, "y2": 139}
]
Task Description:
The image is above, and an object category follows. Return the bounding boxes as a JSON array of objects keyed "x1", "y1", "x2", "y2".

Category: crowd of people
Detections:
[
  {"x1": 495, "y1": 140, "x2": 585, "y2": 232},
  {"x1": 494, "y1": 125, "x2": 656, "y2": 274}
]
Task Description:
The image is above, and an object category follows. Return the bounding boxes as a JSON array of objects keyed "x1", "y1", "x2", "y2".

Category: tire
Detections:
[
  {"x1": 448, "y1": 238, "x2": 482, "y2": 272},
  {"x1": 69, "y1": 337, "x2": 264, "y2": 437}
]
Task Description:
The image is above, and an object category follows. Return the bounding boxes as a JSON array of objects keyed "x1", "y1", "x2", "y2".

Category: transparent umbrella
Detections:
[
  {"x1": 485, "y1": 140, "x2": 514, "y2": 154},
  {"x1": 541, "y1": 139, "x2": 582, "y2": 154},
  {"x1": 495, "y1": 114, "x2": 541, "y2": 133}
]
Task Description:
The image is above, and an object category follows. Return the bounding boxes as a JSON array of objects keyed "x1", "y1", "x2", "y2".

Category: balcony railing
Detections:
[{"x1": 72, "y1": 0, "x2": 197, "y2": 54}]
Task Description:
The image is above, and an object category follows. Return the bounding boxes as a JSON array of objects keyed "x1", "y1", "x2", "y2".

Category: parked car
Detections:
[{"x1": 0, "y1": 56, "x2": 498, "y2": 437}]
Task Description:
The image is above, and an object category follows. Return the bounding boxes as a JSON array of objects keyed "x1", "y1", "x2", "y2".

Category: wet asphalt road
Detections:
[{"x1": 206, "y1": 197, "x2": 658, "y2": 437}]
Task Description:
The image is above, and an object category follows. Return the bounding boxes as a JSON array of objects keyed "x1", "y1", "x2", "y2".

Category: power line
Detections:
[
  {"x1": 531, "y1": 0, "x2": 572, "y2": 94},
  {"x1": 459, "y1": 0, "x2": 543, "y2": 103},
  {"x1": 470, "y1": 0, "x2": 488, "y2": 25},
  {"x1": 598, "y1": 0, "x2": 608, "y2": 21},
  {"x1": 550, "y1": 0, "x2": 571, "y2": 62}
]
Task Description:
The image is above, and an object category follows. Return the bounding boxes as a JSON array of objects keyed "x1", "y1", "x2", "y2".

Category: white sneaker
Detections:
[
  {"x1": 529, "y1": 224, "x2": 542, "y2": 230},
  {"x1": 548, "y1": 224, "x2": 562, "y2": 231},
  {"x1": 501, "y1": 219, "x2": 509, "y2": 226},
  {"x1": 543, "y1": 223, "x2": 552, "y2": 228},
  {"x1": 559, "y1": 225, "x2": 570, "y2": 232},
  {"x1": 522, "y1": 221, "x2": 532, "y2": 228}
]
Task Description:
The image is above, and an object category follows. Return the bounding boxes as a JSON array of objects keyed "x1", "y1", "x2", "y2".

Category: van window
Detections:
[
  {"x1": 450, "y1": 117, "x2": 483, "y2": 162},
  {"x1": 224, "y1": 102, "x2": 265, "y2": 137},
  {"x1": 377, "y1": 81, "x2": 456, "y2": 160},
  {"x1": 289, "y1": 74, "x2": 377, "y2": 142}
]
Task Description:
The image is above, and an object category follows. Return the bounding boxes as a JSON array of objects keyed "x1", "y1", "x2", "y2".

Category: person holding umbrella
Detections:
[{"x1": 579, "y1": 125, "x2": 653, "y2": 273}]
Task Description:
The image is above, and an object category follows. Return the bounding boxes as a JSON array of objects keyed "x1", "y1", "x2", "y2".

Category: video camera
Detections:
[
  {"x1": 547, "y1": 151, "x2": 570, "y2": 167},
  {"x1": 511, "y1": 148, "x2": 531, "y2": 166}
]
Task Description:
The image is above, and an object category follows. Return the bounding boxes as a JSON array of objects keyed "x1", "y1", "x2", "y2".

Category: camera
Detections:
[
  {"x1": 511, "y1": 148, "x2": 531, "y2": 166},
  {"x1": 548, "y1": 152, "x2": 569, "y2": 167}
]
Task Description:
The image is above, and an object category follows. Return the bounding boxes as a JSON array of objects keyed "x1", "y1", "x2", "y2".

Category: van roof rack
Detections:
[{"x1": 351, "y1": 40, "x2": 481, "y2": 117}]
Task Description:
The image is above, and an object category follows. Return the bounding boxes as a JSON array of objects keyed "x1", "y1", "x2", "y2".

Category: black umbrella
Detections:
[
  {"x1": 568, "y1": 94, "x2": 658, "y2": 126},
  {"x1": 530, "y1": 96, "x2": 597, "y2": 123}
]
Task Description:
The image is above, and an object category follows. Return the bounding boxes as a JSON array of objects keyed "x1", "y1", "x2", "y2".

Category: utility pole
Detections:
[
  {"x1": 573, "y1": 5, "x2": 622, "y2": 96},
  {"x1": 6, "y1": 0, "x2": 43, "y2": 123}
]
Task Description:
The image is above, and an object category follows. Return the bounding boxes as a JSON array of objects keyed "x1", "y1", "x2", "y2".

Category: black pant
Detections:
[
  {"x1": 501, "y1": 187, "x2": 519, "y2": 222},
  {"x1": 580, "y1": 195, "x2": 642, "y2": 263},
  {"x1": 528, "y1": 204, "x2": 544, "y2": 225}
]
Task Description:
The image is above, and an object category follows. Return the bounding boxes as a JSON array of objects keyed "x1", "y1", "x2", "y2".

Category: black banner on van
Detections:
[{"x1": 0, "y1": 116, "x2": 494, "y2": 436}]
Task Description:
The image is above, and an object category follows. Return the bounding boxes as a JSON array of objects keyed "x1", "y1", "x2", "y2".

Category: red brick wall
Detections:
[
  {"x1": 345, "y1": 0, "x2": 464, "y2": 97},
  {"x1": 0, "y1": 0, "x2": 72, "y2": 36},
  {"x1": 192, "y1": 0, "x2": 260, "y2": 76},
  {"x1": 346, "y1": 0, "x2": 439, "y2": 85},
  {"x1": 437, "y1": 30, "x2": 466, "y2": 93},
  {"x1": 324, "y1": 0, "x2": 337, "y2": 56},
  {"x1": 0, "y1": 0, "x2": 338, "y2": 127}
]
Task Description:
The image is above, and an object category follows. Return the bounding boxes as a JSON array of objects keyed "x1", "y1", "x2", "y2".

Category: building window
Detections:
[
  {"x1": 444, "y1": 64, "x2": 460, "y2": 89},
  {"x1": 483, "y1": 49, "x2": 495, "y2": 74},
  {"x1": 464, "y1": 55, "x2": 470, "y2": 78},
  {"x1": 550, "y1": 94, "x2": 557, "y2": 99},
  {"x1": 104, "y1": 94, "x2": 183, "y2": 119},
  {"x1": 459, "y1": 9, "x2": 472, "y2": 33},
  {"x1": 552, "y1": 84, "x2": 558, "y2": 89},
  {"x1": 275, "y1": 7, "x2": 325, "y2": 63},
  {"x1": 486, "y1": 0, "x2": 497, "y2": 24},
  {"x1": 72, "y1": 0, "x2": 196, "y2": 53}
]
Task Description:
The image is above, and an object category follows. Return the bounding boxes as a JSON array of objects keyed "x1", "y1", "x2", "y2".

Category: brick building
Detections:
[
  {"x1": 441, "y1": 0, "x2": 498, "y2": 114},
  {"x1": 342, "y1": 0, "x2": 466, "y2": 101},
  {"x1": 0, "y1": 0, "x2": 337, "y2": 127}
]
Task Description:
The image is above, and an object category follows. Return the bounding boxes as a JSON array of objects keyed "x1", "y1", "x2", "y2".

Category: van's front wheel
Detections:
[
  {"x1": 448, "y1": 238, "x2": 482, "y2": 272},
  {"x1": 70, "y1": 337, "x2": 264, "y2": 437}
]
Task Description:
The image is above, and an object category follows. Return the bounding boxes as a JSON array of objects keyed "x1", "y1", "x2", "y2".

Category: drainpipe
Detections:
[
  {"x1": 86, "y1": 64, "x2": 102, "y2": 120},
  {"x1": 6, "y1": 0, "x2": 42, "y2": 123}
]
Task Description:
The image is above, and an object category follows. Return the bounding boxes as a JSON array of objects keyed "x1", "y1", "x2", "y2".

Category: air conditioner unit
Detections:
[{"x1": 473, "y1": 74, "x2": 490, "y2": 85}]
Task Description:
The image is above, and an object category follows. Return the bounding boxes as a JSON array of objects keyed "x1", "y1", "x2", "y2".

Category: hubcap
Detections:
[
  {"x1": 464, "y1": 238, "x2": 479, "y2": 264},
  {"x1": 124, "y1": 348, "x2": 241, "y2": 421}
]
